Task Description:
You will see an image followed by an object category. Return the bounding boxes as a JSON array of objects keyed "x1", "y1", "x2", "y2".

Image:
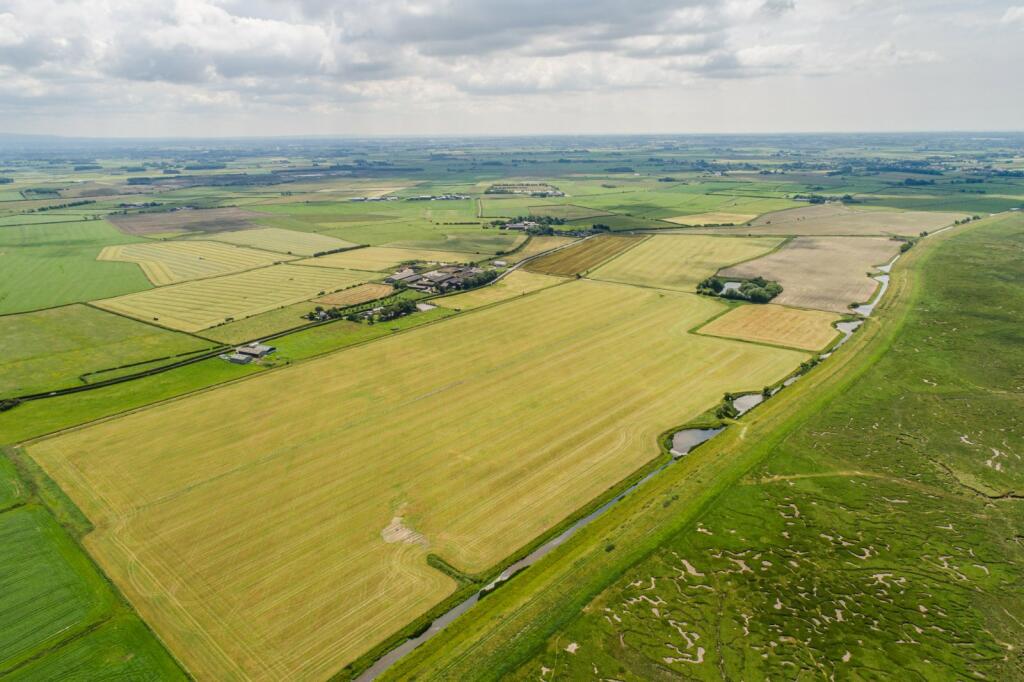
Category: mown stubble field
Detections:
[{"x1": 29, "y1": 279, "x2": 808, "y2": 681}]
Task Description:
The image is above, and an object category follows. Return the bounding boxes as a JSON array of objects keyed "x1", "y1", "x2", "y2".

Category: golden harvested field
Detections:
[
  {"x1": 524, "y1": 235, "x2": 641, "y2": 276},
  {"x1": 665, "y1": 211, "x2": 757, "y2": 226},
  {"x1": 205, "y1": 227, "x2": 359, "y2": 256},
  {"x1": 93, "y1": 264, "x2": 369, "y2": 332},
  {"x1": 721, "y1": 236, "x2": 901, "y2": 313},
  {"x1": 590, "y1": 234, "x2": 782, "y2": 292},
  {"x1": 691, "y1": 204, "x2": 964, "y2": 236},
  {"x1": 314, "y1": 282, "x2": 394, "y2": 306},
  {"x1": 29, "y1": 280, "x2": 807, "y2": 681},
  {"x1": 504, "y1": 235, "x2": 577, "y2": 264},
  {"x1": 97, "y1": 241, "x2": 292, "y2": 285},
  {"x1": 436, "y1": 269, "x2": 565, "y2": 310},
  {"x1": 108, "y1": 208, "x2": 265, "y2": 235},
  {"x1": 697, "y1": 304, "x2": 840, "y2": 351},
  {"x1": 295, "y1": 246, "x2": 471, "y2": 272}
]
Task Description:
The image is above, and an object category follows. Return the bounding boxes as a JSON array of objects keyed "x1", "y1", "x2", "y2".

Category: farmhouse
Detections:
[
  {"x1": 386, "y1": 268, "x2": 424, "y2": 285},
  {"x1": 504, "y1": 221, "x2": 540, "y2": 231},
  {"x1": 222, "y1": 352, "x2": 253, "y2": 365}
]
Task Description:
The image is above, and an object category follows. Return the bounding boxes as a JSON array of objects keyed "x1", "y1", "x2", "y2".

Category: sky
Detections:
[{"x1": 0, "y1": 0, "x2": 1021, "y2": 137}]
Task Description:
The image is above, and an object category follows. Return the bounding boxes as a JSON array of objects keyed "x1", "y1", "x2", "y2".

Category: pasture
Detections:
[
  {"x1": 204, "y1": 227, "x2": 359, "y2": 256},
  {"x1": 108, "y1": 208, "x2": 265, "y2": 235},
  {"x1": 98, "y1": 240, "x2": 291, "y2": 285},
  {"x1": 0, "y1": 505, "x2": 113, "y2": 672},
  {"x1": 297, "y1": 246, "x2": 471, "y2": 272},
  {"x1": 436, "y1": 270, "x2": 565, "y2": 310},
  {"x1": 94, "y1": 264, "x2": 369, "y2": 332},
  {"x1": 0, "y1": 304, "x2": 212, "y2": 397},
  {"x1": 0, "y1": 220, "x2": 152, "y2": 314},
  {"x1": 701, "y1": 203, "x2": 966, "y2": 236},
  {"x1": 28, "y1": 280, "x2": 807, "y2": 681},
  {"x1": 590, "y1": 234, "x2": 782, "y2": 292},
  {"x1": 721, "y1": 237, "x2": 901, "y2": 312},
  {"x1": 524, "y1": 235, "x2": 641, "y2": 276},
  {"x1": 697, "y1": 304, "x2": 840, "y2": 351}
]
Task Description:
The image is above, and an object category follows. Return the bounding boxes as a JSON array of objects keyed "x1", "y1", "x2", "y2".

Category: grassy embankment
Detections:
[{"x1": 384, "y1": 212, "x2": 1024, "y2": 680}]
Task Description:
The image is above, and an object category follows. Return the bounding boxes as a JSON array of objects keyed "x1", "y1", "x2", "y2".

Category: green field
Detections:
[
  {"x1": 0, "y1": 304, "x2": 213, "y2": 397},
  {"x1": 0, "y1": 452, "x2": 184, "y2": 679},
  {"x1": 387, "y1": 214, "x2": 1024, "y2": 681},
  {"x1": 0, "y1": 220, "x2": 152, "y2": 314}
]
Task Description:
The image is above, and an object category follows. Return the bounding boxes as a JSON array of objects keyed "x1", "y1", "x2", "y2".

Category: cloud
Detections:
[
  {"x1": 1002, "y1": 6, "x2": 1024, "y2": 24},
  {"x1": 0, "y1": 0, "x2": 1011, "y2": 136}
]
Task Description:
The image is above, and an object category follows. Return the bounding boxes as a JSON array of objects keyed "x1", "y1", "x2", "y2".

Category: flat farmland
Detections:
[
  {"x1": 695, "y1": 204, "x2": 965, "y2": 236},
  {"x1": 0, "y1": 304, "x2": 211, "y2": 397},
  {"x1": 296, "y1": 246, "x2": 471, "y2": 272},
  {"x1": 204, "y1": 227, "x2": 359, "y2": 256},
  {"x1": 721, "y1": 236, "x2": 901, "y2": 313},
  {"x1": 436, "y1": 270, "x2": 565, "y2": 310},
  {"x1": 697, "y1": 304, "x2": 840, "y2": 351},
  {"x1": 505, "y1": 235, "x2": 577, "y2": 264},
  {"x1": 591, "y1": 235, "x2": 782, "y2": 292},
  {"x1": 524, "y1": 235, "x2": 641, "y2": 276},
  {"x1": 664, "y1": 211, "x2": 757, "y2": 225},
  {"x1": 93, "y1": 264, "x2": 368, "y2": 332},
  {"x1": 98, "y1": 241, "x2": 292, "y2": 285},
  {"x1": 108, "y1": 208, "x2": 266, "y2": 235},
  {"x1": 314, "y1": 282, "x2": 395, "y2": 307},
  {"x1": 28, "y1": 280, "x2": 807, "y2": 681},
  {"x1": 525, "y1": 204, "x2": 613, "y2": 221}
]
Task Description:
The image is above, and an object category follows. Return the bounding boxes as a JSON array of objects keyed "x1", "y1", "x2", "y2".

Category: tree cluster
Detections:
[{"x1": 697, "y1": 276, "x2": 783, "y2": 304}]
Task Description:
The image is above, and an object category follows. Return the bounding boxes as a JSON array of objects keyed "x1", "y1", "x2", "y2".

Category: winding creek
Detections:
[{"x1": 356, "y1": 248, "x2": 902, "y2": 680}]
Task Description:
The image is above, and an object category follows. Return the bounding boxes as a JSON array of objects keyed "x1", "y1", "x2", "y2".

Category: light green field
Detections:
[
  {"x1": 590, "y1": 234, "x2": 782, "y2": 291},
  {"x1": 0, "y1": 304, "x2": 212, "y2": 397},
  {"x1": 28, "y1": 280, "x2": 807, "y2": 681},
  {"x1": 0, "y1": 220, "x2": 152, "y2": 314},
  {"x1": 199, "y1": 301, "x2": 315, "y2": 344},
  {"x1": 436, "y1": 270, "x2": 566, "y2": 310},
  {"x1": 296, "y1": 246, "x2": 473, "y2": 272},
  {"x1": 204, "y1": 227, "x2": 359, "y2": 256},
  {"x1": 98, "y1": 240, "x2": 292, "y2": 285},
  {"x1": 94, "y1": 264, "x2": 369, "y2": 332}
]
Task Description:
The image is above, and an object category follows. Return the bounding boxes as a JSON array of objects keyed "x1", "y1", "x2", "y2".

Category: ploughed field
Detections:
[
  {"x1": 28, "y1": 279, "x2": 809, "y2": 681},
  {"x1": 108, "y1": 208, "x2": 267, "y2": 235},
  {"x1": 721, "y1": 236, "x2": 900, "y2": 313}
]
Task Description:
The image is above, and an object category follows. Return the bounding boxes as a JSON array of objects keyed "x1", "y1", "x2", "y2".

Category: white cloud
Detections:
[{"x1": 1002, "y1": 6, "x2": 1024, "y2": 24}]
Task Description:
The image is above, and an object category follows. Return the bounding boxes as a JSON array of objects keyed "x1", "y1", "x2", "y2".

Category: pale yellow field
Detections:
[
  {"x1": 314, "y1": 283, "x2": 395, "y2": 306},
  {"x1": 690, "y1": 204, "x2": 965, "y2": 236},
  {"x1": 436, "y1": 269, "x2": 565, "y2": 310},
  {"x1": 697, "y1": 304, "x2": 840, "y2": 351},
  {"x1": 30, "y1": 280, "x2": 807, "y2": 681},
  {"x1": 205, "y1": 227, "x2": 359, "y2": 256},
  {"x1": 93, "y1": 265, "x2": 368, "y2": 332},
  {"x1": 504, "y1": 235, "x2": 577, "y2": 264},
  {"x1": 295, "y1": 246, "x2": 472, "y2": 272},
  {"x1": 97, "y1": 241, "x2": 292, "y2": 285},
  {"x1": 665, "y1": 211, "x2": 756, "y2": 226},
  {"x1": 721, "y1": 236, "x2": 901, "y2": 313},
  {"x1": 590, "y1": 234, "x2": 782, "y2": 292}
]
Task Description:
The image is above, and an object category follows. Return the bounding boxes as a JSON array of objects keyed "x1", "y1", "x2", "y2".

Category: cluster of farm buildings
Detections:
[
  {"x1": 221, "y1": 343, "x2": 276, "y2": 365},
  {"x1": 386, "y1": 264, "x2": 488, "y2": 293}
]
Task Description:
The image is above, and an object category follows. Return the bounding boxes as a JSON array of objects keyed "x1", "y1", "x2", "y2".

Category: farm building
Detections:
[{"x1": 236, "y1": 343, "x2": 276, "y2": 358}]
